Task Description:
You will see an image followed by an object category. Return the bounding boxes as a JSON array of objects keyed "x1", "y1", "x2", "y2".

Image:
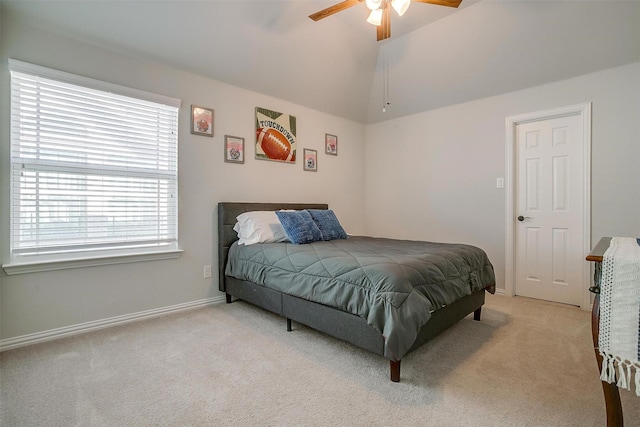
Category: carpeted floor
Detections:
[{"x1": 1, "y1": 294, "x2": 639, "y2": 426}]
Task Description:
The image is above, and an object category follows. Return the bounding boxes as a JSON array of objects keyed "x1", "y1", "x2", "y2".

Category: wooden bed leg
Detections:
[
  {"x1": 286, "y1": 318, "x2": 292, "y2": 332},
  {"x1": 473, "y1": 307, "x2": 482, "y2": 321},
  {"x1": 225, "y1": 293, "x2": 232, "y2": 304},
  {"x1": 390, "y1": 360, "x2": 401, "y2": 382}
]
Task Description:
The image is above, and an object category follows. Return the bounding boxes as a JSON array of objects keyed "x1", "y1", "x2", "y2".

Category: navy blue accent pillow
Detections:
[
  {"x1": 275, "y1": 210, "x2": 323, "y2": 244},
  {"x1": 307, "y1": 209, "x2": 348, "y2": 241}
]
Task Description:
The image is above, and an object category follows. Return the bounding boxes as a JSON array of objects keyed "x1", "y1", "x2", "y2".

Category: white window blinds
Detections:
[{"x1": 9, "y1": 60, "x2": 181, "y2": 262}]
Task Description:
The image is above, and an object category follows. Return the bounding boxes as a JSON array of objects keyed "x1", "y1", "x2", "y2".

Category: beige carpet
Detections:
[{"x1": 1, "y1": 294, "x2": 639, "y2": 426}]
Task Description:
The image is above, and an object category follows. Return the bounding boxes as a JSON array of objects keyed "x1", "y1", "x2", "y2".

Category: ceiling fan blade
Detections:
[
  {"x1": 309, "y1": 0, "x2": 362, "y2": 21},
  {"x1": 412, "y1": 0, "x2": 462, "y2": 8},
  {"x1": 376, "y1": 3, "x2": 391, "y2": 41}
]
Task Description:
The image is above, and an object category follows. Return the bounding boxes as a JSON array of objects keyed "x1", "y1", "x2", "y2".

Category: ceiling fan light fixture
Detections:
[
  {"x1": 365, "y1": 0, "x2": 383, "y2": 11},
  {"x1": 309, "y1": 0, "x2": 462, "y2": 41},
  {"x1": 391, "y1": 0, "x2": 411, "y2": 16},
  {"x1": 367, "y1": 8, "x2": 383, "y2": 26}
]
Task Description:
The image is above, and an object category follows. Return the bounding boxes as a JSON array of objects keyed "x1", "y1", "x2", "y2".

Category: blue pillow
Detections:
[
  {"x1": 307, "y1": 209, "x2": 348, "y2": 241},
  {"x1": 275, "y1": 210, "x2": 323, "y2": 244}
]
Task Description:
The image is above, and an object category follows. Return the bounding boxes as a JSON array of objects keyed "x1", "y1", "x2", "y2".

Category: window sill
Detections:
[{"x1": 2, "y1": 249, "x2": 184, "y2": 275}]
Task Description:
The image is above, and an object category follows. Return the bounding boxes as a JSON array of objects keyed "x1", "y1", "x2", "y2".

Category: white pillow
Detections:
[{"x1": 234, "y1": 211, "x2": 290, "y2": 245}]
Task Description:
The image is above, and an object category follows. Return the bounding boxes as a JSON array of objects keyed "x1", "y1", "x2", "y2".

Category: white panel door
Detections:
[{"x1": 515, "y1": 114, "x2": 584, "y2": 305}]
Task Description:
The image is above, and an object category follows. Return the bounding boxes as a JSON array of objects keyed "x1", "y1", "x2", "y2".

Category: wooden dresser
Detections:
[{"x1": 586, "y1": 237, "x2": 623, "y2": 426}]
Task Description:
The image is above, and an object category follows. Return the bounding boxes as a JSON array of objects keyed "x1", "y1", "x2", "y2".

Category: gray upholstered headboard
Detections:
[{"x1": 217, "y1": 202, "x2": 329, "y2": 292}]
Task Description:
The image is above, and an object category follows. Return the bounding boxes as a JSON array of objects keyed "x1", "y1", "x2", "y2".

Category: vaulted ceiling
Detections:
[{"x1": 3, "y1": 0, "x2": 639, "y2": 123}]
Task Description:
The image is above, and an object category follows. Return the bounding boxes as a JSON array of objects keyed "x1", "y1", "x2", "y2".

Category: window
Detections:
[{"x1": 4, "y1": 60, "x2": 182, "y2": 274}]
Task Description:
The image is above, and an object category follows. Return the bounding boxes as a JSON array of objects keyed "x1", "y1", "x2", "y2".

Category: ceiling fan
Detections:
[{"x1": 309, "y1": 0, "x2": 462, "y2": 41}]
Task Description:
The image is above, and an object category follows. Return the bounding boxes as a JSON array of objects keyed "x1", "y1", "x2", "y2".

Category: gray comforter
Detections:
[{"x1": 225, "y1": 236, "x2": 495, "y2": 360}]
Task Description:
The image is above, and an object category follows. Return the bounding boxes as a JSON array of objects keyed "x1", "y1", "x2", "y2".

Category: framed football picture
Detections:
[
  {"x1": 224, "y1": 135, "x2": 245, "y2": 164},
  {"x1": 255, "y1": 107, "x2": 296, "y2": 163},
  {"x1": 191, "y1": 105, "x2": 214, "y2": 137}
]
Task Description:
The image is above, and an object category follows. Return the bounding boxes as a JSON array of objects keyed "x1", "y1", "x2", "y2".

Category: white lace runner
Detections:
[{"x1": 599, "y1": 237, "x2": 640, "y2": 396}]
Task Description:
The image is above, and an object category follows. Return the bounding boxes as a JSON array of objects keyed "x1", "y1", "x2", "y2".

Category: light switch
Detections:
[{"x1": 496, "y1": 177, "x2": 504, "y2": 189}]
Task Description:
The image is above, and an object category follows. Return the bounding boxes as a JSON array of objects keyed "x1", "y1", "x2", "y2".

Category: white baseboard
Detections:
[
  {"x1": 1, "y1": 288, "x2": 507, "y2": 352},
  {"x1": 0, "y1": 295, "x2": 226, "y2": 352}
]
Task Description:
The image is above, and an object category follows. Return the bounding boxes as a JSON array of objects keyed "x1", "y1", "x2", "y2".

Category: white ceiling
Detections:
[{"x1": 3, "y1": 0, "x2": 640, "y2": 123}]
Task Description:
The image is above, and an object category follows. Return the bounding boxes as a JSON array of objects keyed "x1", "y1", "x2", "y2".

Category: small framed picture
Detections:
[
  {"x1": 191, "y1": 105, "x2": 214, "y2": 137},
  {"x1": 224, "y1": 135, "x2": 245, "y2": 163},
  {"x1": 303, "y1": 149, "x2": 317, "y2": 172},
  {"x1": 325, "y1": 133, "x2": 338, "y2": 155}
]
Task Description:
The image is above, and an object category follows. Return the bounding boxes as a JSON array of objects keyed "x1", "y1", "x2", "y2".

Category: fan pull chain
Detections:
[{"x1": 382, "y1": 46, "x2": 390, "y2": 112}]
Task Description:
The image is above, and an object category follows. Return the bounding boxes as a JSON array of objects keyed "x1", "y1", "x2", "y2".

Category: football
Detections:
[{"x1": 257, "y1": 127, "x2": 293, "y2": 161}]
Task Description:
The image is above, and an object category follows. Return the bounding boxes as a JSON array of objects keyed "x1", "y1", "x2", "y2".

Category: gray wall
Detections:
[
  {"x1": 0, "y1": 18, "x2": 366, "y2": 342},
  {"x1": 0, "y1": 4, "x2": 3, "y2": 339},
  {"x1": 2, "y1": 11, "x2": 639, "y2": 345},
  {"x1": 364, "y1": 61, "x2": 640, "y2": 291}
]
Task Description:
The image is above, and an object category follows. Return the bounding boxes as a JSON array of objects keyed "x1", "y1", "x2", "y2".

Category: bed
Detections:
[{"x1": 218, "y1": 202, "x2": 496, "y2": 382}]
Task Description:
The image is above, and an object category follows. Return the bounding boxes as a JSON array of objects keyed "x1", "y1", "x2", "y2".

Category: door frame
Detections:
[{"x1": 504, "y1": 103, "x2": 592, "y2": 310}]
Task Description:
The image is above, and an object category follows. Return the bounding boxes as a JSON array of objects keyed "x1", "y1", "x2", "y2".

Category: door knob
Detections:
[{"x1": 517, "y1": 215, "x2": 531, "y2": 222}]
